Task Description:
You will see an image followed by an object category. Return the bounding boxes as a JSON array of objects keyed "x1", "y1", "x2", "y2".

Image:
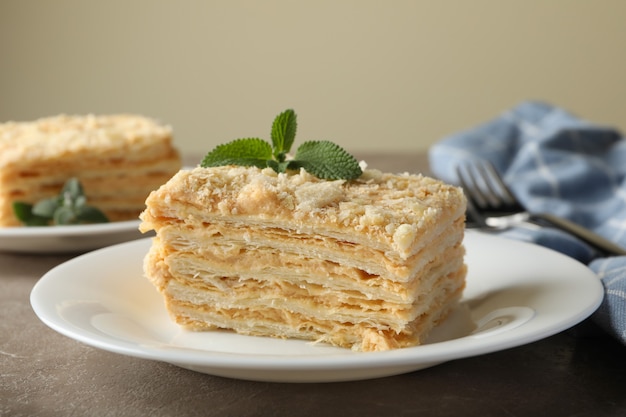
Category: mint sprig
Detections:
[
  {"x1": 201, "y1": 109, "x2": 362, "y2": 180},
  {"x1": 201, "y1": 138, "x2": 273, "y2": 169},
  {"x1": 270, "y1": 108, "x2": 297, "y2": 162},
  {"x1": 13, "y1": 178, "x2": 109, "y2": 226}
]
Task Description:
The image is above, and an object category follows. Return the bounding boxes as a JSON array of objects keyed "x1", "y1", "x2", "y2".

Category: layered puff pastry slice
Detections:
[
  {"x1": 140, "y1": 165, "x2": 467, "y2": 351},
  {"x1": 0, "y1": 114, "x2": 181, "y2": 226}
]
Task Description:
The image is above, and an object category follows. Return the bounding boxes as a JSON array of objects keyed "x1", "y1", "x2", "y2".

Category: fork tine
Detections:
[
  {"x1": 471, "y1": 161, "x2": 504, "y2": 208},
  {"x1": 456, "y1": 163, "x2": 483, "y2": 207},
  {"x1": 479, "y1": 161, "x2": 521, "y2": 208},
  {"x1": 456, "y1": 161, "x2": 496, "y2": 209},
  {"x1": 458, "y1": 160, "x2": 626, "y2": 255},
  {"x1": 455, "y1": 164, "x2": 488, "y2": 227},
  {"x1": 456, "y1": 159, "x2": 523, "y2": 213}
]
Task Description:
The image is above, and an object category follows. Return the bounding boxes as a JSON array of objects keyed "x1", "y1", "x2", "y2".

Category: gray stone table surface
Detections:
[{"x1": 2, "y1": 153, "x2": 625, "y2": 417}]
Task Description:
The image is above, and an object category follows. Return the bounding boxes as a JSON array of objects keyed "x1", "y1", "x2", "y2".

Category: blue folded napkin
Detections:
[{"x1": 429, "y1": 101, "x2": 626, "y2": 345}]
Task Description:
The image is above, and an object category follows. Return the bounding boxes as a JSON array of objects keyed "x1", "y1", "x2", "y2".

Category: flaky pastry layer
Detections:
[
  {"x1": 0, "y1": 114, "x2": 180, "y2": 226},
  {"x1": 140, "y1": 165, "x2": 467, "y2": 351}
]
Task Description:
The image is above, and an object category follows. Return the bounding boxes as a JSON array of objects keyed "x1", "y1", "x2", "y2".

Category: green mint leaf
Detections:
[
  {"x1": 62, "y1": 177, "x2": 84, "y2": 200},
  {"x1": 270, "y1": 109, "x2": 297, "y2": 161},
  {"x1": 25, "y1": 216, "x2": 50, "y2": 226},
  {"x1": 53, "y1": 206, "x2": 76, "y2": 225},
  {"x1": 200, "y1": 110, "x2": 361, "y2": 181},
  {"x1": 291, "y1": 140, "x2": 362, "y2": 180},
  {"x1": 12, "y1": 202, "x2": 34, "y2": 223},
  {"x1": 201, "y1": 138, "x2": 272, "y2": 169},
  {"x1": 76, "y1": 206, "x2": 110, "y2": 224},
  {"x1": 12, "y1": 177, "x2": 109, "y2": 226},
  {"x1": 12, "y1": 202, "x2": 50, "y2": 226},
  {"x1": 74, "y1": 195, "x2": 87, "y2": 208},
  {"x1": 32, "y1": 198, "x2": 59, "y2": 218}
]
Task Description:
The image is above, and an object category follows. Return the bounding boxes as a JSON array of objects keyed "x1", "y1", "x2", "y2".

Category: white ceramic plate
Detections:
[
  {"x1": 0, "y1": 220, "x2": 146, "y2": 254},
  {"x1": 30, "y1": 231, "x2": 603, "y2": 382}
]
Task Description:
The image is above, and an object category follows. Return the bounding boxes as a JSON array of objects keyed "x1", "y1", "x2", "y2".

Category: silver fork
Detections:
[{"x1": 456, "y1": 159, "x2": 626, "y2": 256}]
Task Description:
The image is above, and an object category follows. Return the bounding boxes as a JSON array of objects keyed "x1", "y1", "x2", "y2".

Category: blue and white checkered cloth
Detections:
[{"x1": 429, "y1": 101, "x2": 626, "y2": 345}]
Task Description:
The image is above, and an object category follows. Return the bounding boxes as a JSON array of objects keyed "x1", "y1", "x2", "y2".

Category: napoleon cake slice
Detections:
[
  {"x1": 140, "y1": 164, "x2": 467, "y2": 351},
  {"x1": 0, "y1": 114, "x2": 181, "y2": 226}
]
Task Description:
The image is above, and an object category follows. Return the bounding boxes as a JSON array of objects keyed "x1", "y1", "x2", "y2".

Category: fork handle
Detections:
[{"x1": 531, "y1": 212, "x2": 626, "y2": 256}]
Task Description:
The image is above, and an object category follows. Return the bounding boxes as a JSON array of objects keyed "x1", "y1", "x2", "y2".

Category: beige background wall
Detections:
[{"x1": 1, "y1": 0, "x2": 625, "y2": 158}]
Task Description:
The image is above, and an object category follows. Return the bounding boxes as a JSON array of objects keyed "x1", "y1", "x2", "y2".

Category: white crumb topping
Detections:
[
  {"x1": 295, "y1": 181, "x2": 346, "y2": 211},
  {"x1": 392, "y1": 224, "x2": 418, "y2": 252},
  {"x1": 142, "y1": 165, "x2": 466, "y2": 252},
  {"x1": 0, "y1": 114, "x2": 172, "y2": 166}
]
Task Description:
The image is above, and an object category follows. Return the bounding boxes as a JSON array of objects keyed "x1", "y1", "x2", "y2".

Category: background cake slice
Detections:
[
  {"x1": 0, "y1": 114, "x2": 181, "y2": 226},
  {"x1": 140, "y1": 165, "x2": 467, "y2": 351}
]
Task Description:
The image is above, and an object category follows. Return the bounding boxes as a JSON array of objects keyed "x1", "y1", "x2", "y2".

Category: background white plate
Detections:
[
  {"x1": 30, "y1": 231, "x2": 603, "y2": 382},
  {"x1": 0, "y1": 220, "x2": 146, "y2": 254}
]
